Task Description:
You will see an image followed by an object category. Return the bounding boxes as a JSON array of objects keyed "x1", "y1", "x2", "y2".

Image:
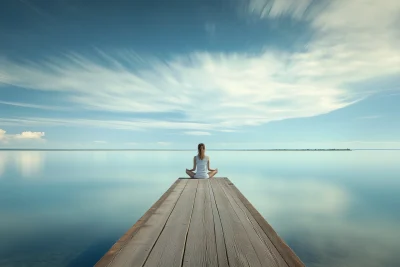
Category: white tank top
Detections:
[{"x1": 195, "y1": 155, "x2": 209, "y2": 178}]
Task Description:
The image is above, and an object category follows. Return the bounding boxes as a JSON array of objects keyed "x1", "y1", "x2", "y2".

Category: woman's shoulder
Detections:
[{"x1": 194, "y1": 155, "x2": 209, "y2": 160}]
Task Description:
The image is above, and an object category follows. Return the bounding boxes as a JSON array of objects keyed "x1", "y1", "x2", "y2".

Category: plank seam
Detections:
[
  {"x1": 203, "y1": 181, "x2": 209, "y2": 266},
  {"x1": 180, "y1": 179, "x2": 199, "y2": 267},
  {"x1": 209, "y1": 179, "x2": 231, "y2": 267},
  {"x1": 212, "y1": 179, "x2": 251, "y2": 267},
  {"x1": 215, "y1": 178, "x2": 263, "y2": 267},
  {"x1": 205, "y1": 180, "x2": 218, "y2": 267}
]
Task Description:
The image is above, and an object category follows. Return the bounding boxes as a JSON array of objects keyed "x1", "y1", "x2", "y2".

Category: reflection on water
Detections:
[
  {"x1": 0, "y1": 151, "x2": 45, "y2": 179},
  {"x1": 240, "y1": 176, "x2": 350, "y2": 216},
  {"x1": 236, "y1": 175, "x2": 400, "y2": 267},
  {"x1": 14, "y1": 151, "x2": 44, "y2": 178},
  {"x1": 0, "y1": 153, "x2": 6, "y2": 177},
  {"x1": 0, "y1": 151, "x2": 399, "y2": 267},
  {"x1": 92, "y1": 151, "x2": 108, "y2": 162}
]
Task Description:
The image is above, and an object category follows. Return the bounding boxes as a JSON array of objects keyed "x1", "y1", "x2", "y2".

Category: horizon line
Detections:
[
  {"x1": 0, "y1": 148, "x2": 354, "y2": 151},
  {"x1": 1, "y1": 148, "x2": 400, "y2": 151}
]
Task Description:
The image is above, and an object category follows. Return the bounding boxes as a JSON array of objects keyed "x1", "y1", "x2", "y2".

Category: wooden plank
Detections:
[
  {"x1": 203, "y1": 180, "x2": 221, "y2": 267},
  {"x1": 182, "y1": 179, "x2": 218, "y2": 266},
  {"x1": 216, "y1": 178, "x2": 288, "y2": 267},
  {"x1": 222, "y1": 178, "x2": 306, "y2": 267},
  {"x1": 208, "y1": 179, "x2": 230, "y2": 267},
  {"x1": 143, "y1": 179, "x2": 199, "y2": 267},
  {"x1": 210, "y1": 178, "x2": 262, "y2": 267},
  {"x1": 95, "y1": 178, "x2": 188, "y2": 267}
]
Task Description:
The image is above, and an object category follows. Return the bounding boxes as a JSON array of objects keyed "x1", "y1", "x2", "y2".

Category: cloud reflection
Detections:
[
  {"x1": 0, "y1": 153, "x2": 6, "y2": 178},
  {"x1": 232, "y1": 175, "x2": 400, "y2": 267},
  {"x1": 14, "y1": 151, "x2": 44, "y2": 178},
  {"x1": 284, "y1": 215, "x2": 400, "y2": 267},
  {"x1": 235, "y1": 176, "x2": 350, "y2": 217}
]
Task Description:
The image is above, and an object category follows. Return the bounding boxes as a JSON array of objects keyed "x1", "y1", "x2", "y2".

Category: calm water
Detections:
[{"x1": 0, "y1": 150, "x2": 399, "y2": 267}]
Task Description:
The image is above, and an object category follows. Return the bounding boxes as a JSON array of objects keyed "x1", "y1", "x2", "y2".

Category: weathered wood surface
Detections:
[{"x1": 95, "y1": 178, "x2": 305, "y2": 267}]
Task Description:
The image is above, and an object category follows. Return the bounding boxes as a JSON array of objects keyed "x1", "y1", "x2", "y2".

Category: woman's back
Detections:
[{"x1": 195, "y1": 155, "x2": 209, "y2": 178}]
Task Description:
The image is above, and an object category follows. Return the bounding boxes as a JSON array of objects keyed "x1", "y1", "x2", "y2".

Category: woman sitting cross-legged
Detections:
[{"x1": 186, "y1": 143, "x2": 218, "y2": 179}]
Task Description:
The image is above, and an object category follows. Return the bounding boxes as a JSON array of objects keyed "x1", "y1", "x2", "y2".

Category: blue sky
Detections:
[{"x1": 0, "y1": 0, "x2": 399, "y2": 149}]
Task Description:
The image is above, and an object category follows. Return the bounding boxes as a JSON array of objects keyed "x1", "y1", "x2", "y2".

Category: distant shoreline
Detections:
[{"x1": 0, "y1": 148, "x2": 353, "y2": 151}]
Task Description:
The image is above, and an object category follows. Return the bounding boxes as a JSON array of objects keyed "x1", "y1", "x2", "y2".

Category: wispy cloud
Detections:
[
  {"x1": 346, "y1": 141, "x2": 400, "y2": 144},
  {"x1": 0, "y1": 50, "x2": 362, "y2": 129},
  {"x1": 93, "y1": 140, "x2": 107, "y2": 144},
  {"x1": 0, "y1": 117, "x2": 216, "y2": 131},
  {"x1": 358, "y1": 115, "x2": 381, "y2": 119},
  {"x1": 157, "y1": 142, "x2": 171, "y2": 146},
  {"x1": 246, "y1": 0, "x2": 314, "y2": 19},
  {"x1": 18, "y1": 0, "x2": 52, "y2": 19},
  {"x1": 184, "y1": 131, "x2": 211, "y2": 136},
  {"x1": 0, "y1": 100, "x2": 65, "y2": 110},
  {"x1": 1, "y1": 0, "x2": 399, "y2": 132},
  {"x1": 218, "y1": 129, "x2": 238, "y2": 133},
  {"x1": 125, "y1": 142, "x2": 138, "y2": 146}
]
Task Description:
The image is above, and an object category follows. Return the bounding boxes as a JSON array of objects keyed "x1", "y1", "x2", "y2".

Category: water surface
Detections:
[{"x1": 0, "y1": 150, "x2": 399, "y2": 267}]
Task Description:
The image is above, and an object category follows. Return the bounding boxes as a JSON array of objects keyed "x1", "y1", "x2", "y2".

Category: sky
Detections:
[{"x1": 0, "y1": 0, "x2": 399, "y2": 149}]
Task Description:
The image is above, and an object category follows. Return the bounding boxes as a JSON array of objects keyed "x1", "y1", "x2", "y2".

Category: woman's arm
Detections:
[
  {"x1": 187, "y1": 156, "x2": 196, "y2": 171},
  {"x1": 207, "y1": 157, "x2": 216, "y2": 171}
]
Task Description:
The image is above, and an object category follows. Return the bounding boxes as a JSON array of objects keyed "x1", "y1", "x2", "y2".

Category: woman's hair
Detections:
[{"x1": 198, "y1": 143, "x2": 205, "y2": 160}]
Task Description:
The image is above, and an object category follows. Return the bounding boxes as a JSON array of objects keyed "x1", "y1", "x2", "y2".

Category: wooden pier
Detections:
[{"x1": 95, "y1": 178, "x2": 305, "y2": 267}]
